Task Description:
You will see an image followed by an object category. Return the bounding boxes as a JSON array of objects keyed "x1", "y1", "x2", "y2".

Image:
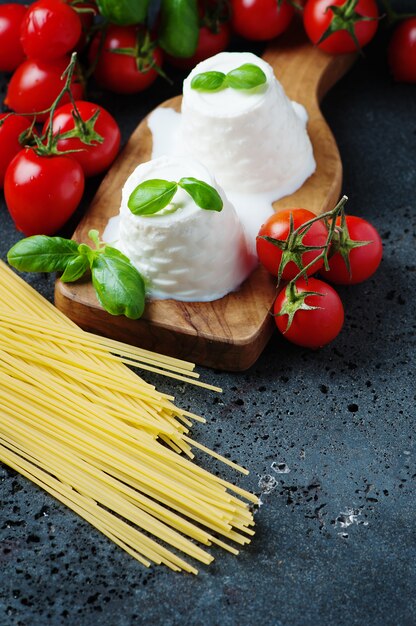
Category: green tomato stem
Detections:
[
  {"x1": 45, "y1": 52, "x2": 79, "y2": 151},
  {"x1": 287, "y1": 195, "x2": 349, "y2": 286}
]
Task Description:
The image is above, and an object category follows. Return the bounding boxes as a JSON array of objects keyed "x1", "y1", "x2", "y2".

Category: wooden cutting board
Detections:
[{"x1": 55, "y1": 29, "x2": 355, "y2": 371}]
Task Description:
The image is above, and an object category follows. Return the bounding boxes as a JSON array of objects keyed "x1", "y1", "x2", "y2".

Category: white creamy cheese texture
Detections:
[
  {"x1": 181, "y1": 51, "x2": 316, "y2": 194},
  {"x1": 105, "y1": 156, "x2": 256, "y2": 302},
  {"x1": 148, "y1": 51, "x2": 316, "y2": 247}
]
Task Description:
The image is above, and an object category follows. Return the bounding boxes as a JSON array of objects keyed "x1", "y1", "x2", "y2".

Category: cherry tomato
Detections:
[
  {"x1": 231, "y1": 0, "x2": 294, "y2": 41},
  {"x1": 20, "y1": 0, "x2": 82, "y2": 60},
  {"x1": 321, "y1": 215, "x2": 382, "y2": 284},
  {"x1": 89, "y1": 26, "x2": 162, "y2": 94},
  {"x1": 4, "y1": 148, "x2": 84, "y2": 236},
  {"x1": 0, "y1": 3, "x2": 27, "y2": 72},
  {"x1": 5, "y1": 57, "x2": 84, "y2": 122},
  {"x1": 388, "y1": 18, "x2": 416, "y2": 83},
  {"x1": 274, "y1": 277, "x2": 344, "y2": 348},
  {"x1": 256, "y1": 208, "x2": 328, "y2": 280},
  {"x1": 43, "y1": 101, "x2": 121, "y2": 177},
  {"x1": 0, "y1": 114, "x2": 32, "y2": 188},
  {"x1": 303, "y1": 0, "x2": 379, "y2": 54},
  {"x1": 168, "y1": 23, "x2": 231, "y2": 69}
]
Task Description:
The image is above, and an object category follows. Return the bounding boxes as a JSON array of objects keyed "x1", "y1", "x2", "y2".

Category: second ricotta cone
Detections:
[
  {"x1": 181, "y1": 51, "x2": 316, "y2": 197},
  {"x1": 116, "y1": 156, "x2": 256, "y2": 302}
]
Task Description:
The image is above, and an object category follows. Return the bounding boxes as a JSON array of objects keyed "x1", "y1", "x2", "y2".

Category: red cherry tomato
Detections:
[
  {"x1": 321, "y1": 215, "x2": 382, "y2": 284},
  {"x1": 0, "y1": 114, "x2": 32, "y2": 188},
  {"x1": 274, "y1": 277, "x2": 344, "y2": 348},
  {"x1": 231, "y1": 0, "x2": 294, "y2": 41},
  {"x1": 89, "y1": 26, "x2": 162, "y2": 94},
  {"x1": 0, "y1": 3, "x2": 27, "y2": 72},
  {"x1": 303, "y1": 0, "x2": 379, "y2": 54},
  {"x1": 4, "y1": 148, "x2": 84, "y2": 236},
  {"x1": 43, "y1": 101, "x2": 121, "y2": 177},
  {"x1": 256, "y1": 208, "x2": 328, "y2": 280},
  {"x1": 20, "y1": 0, "x2": 82, "y2": 60},
  {"x1": 388, "y1": 18, "x2": 416, "y2": 83},
  {"x1": 5, "y1": 57, "x2": 84, "y2": 122},
  {"x1": 168, "y1": 23, "x2": 230, "y2": 69}
]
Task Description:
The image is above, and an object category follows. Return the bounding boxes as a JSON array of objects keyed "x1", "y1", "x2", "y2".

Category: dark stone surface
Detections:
[{"x1": 0, "y1": 13, "x2": 415, "y2": 626}]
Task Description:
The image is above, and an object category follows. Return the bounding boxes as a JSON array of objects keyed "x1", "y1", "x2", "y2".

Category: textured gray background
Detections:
[{"x1": 0, "y1": 7, "x2": 415, "y2": 626}]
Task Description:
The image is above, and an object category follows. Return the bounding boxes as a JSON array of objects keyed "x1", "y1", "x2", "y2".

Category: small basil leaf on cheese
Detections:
[
  {"x1": 60, "y1": 254, "x2": 90, "y2": 283},
  {"x1": 191, "y1": 64, "x2": 266, "y2": 92},
  {"x1": 190, "y1": 71, "x2": 226, "y2": 92},
  {"x1": 128, "y1": 179, "x2": 178, "y2": 215},
  {"x1": 178, "y1": 177, "x2": 223, "y2": 212},
  {"x1": 91, "y1": 252, "x2": 146, "y2": 319},
  {"x1": 225, "y1": 64, "x2": 267, "y2": 90},
  {"x1": 7, "y1": 236, "x2": 80, "y2": 273}
]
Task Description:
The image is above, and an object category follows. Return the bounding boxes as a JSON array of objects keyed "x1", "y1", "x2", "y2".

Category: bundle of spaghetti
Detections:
[{"x1": 0, "y1": 260, "x2": 258, "y2": 572}]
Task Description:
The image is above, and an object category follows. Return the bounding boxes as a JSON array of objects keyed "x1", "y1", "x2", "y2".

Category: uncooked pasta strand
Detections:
[
  {"x1": 0, "y1": 260, "x2": 257, "y2": 572},
  {"x1": 0, "y1": 439, "x2": 199, "y2": 573}
]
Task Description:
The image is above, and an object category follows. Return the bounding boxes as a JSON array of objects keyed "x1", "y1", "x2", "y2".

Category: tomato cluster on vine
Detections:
[
  {"x1": 0, "y1": 2, "x2": 122, "y2": 235},
  {"x1": 256, "y1": 202, "x2": 383, "y2": 349}
]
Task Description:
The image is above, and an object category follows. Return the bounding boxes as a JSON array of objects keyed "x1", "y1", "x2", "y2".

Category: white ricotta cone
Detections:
[
  {"x1": 181, "y1": 52, "x2": 316, "y2": 196},
  {"x1": 116, "y1": 156, "x2": 256, "y2": 302}
]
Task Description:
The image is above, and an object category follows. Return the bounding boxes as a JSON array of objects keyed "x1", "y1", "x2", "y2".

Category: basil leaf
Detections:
[
  {"x1": 91, "y1": 254, "x2": 145, "y2": 319},
  {"x1": 103, "y1": 246, "x2": 132, "y2": 264},
  {"x1": 226, "y1": 63, "x2": 267, "y2": 90},
  {"x1": 178, "y1": 178, "x2": 223, "y2": 212},
  {"x1": 128, "y1": 179, "x2": 178, "y2": 216},
  {"x1": 7, "y1": 236, "x2": 79, "y2": 273},
  {"x1": 60, "y1": 255, "x2": 90, "y2": 283},
  {"x1": 190, "y1": 64, "x2": 267, "y2": 92},
  {"x1": 159, "y1": 0, "x2": 199, "y2": 57},
  {"x1": 96, "y1": 0, "x2": 150, "y2": 25},
  {"x1": 190, "y1": 71, "x2": 226, "y2": 92}
]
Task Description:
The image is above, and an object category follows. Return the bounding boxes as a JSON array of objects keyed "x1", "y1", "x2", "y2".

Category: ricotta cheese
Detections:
[
  {"x1": 107, "y1": 155, "x2": 256, "y2": 302},
  {"x1": 147, "y1": 51, "x2": 316, "y2": 250},
  {"x1": 181, "y1": 51, "x2": 316, "y2": 195}
]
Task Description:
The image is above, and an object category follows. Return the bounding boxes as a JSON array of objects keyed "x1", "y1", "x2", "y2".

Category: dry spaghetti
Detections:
[{"x1": 0, "y1": 260, "x2": 257, "y2": 573}]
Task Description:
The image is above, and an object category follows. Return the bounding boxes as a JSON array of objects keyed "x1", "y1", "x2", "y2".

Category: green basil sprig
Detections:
[
  {"x1": 128, "y1": 177, "x2": 223, "y2": 216},
  {"x1": 190, "y1": 63, "x2": 267, "y2": 93},
  {"x1": 7, "y1": 230, "x2": 146, "y2": 320}
]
